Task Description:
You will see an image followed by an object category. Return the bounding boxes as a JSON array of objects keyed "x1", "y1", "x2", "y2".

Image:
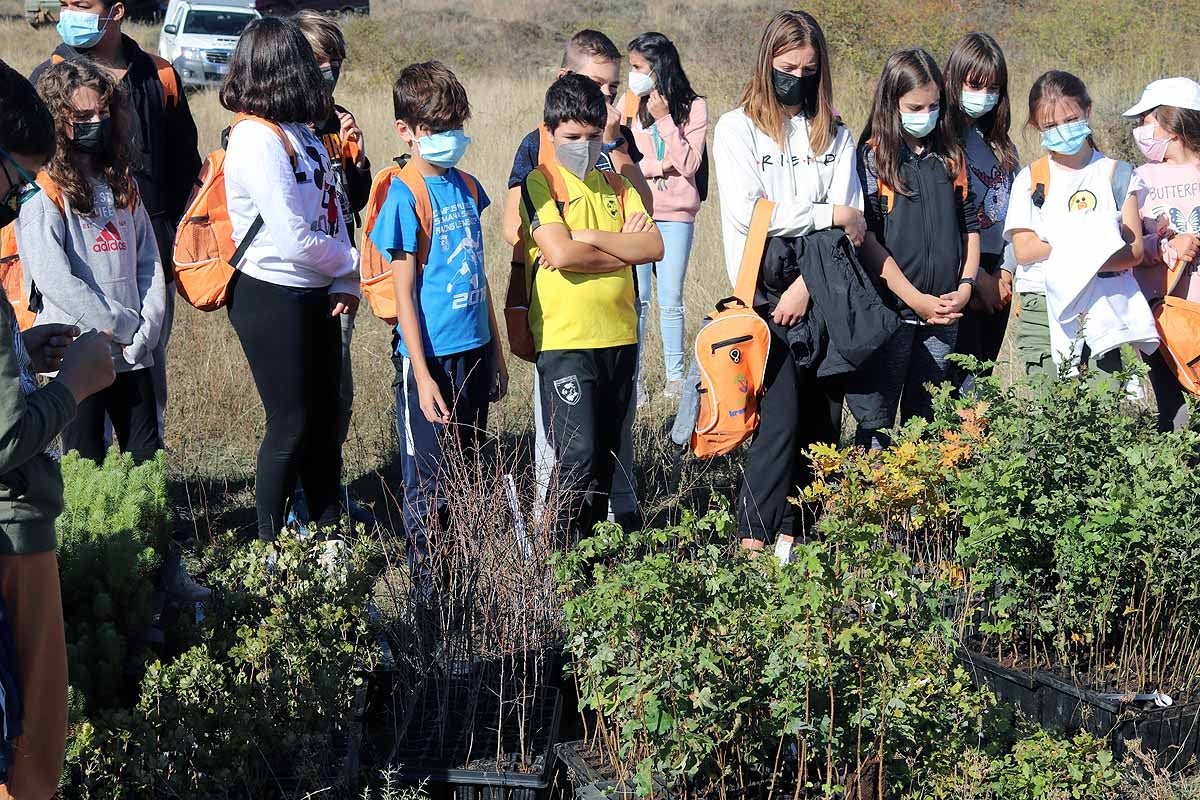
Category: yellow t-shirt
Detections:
[{"x1": 519, "y1": 166, "x2": 647, "y2": 352}]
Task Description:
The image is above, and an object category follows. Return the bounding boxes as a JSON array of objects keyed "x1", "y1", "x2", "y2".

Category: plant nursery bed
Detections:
[
  {"x1": 957, "y1": 647, "x2": 1200, "y2": 768},
  {"x1": 385, "y1": 682, "x2": 562, "y2": 800}
]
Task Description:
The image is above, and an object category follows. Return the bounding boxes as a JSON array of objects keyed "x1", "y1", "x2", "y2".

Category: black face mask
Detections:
[
  {"x1": 772, "y1": 69, "x2": 819, "y2": 115},
  {"x1": 72, "y1": 117, "x2": 112, "y2": 154},
  {"x1": 321, "y1": 64, "x2": 340, "y2": 94}
]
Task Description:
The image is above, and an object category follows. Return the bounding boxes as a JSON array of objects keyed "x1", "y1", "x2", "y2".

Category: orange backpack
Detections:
[
  {"x1": 1152, "y1": 257, "x2": 1200, "y2": 397},
  {"x1": 358, "y1": 158, "x2": 483, "y2": 321},
  {"x1": 53, "y1": 52, "x2": 180, "y2": 108},
  {"x1": 173, "y1": 115, "x2": 296, "y2": 311},
  {"x1": 0, "y1": 173, "x2": 65, "y2": 330},
  {"x1": 691, "y1": 199, "x2": 774, "y2": 459}
]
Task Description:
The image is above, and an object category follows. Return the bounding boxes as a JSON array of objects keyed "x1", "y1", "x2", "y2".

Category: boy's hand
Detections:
[
  {"x1": 339, "y1": 111, "x2": 366, "y2": 167},
  {"x1": 622, "y1": 211, "x2": 655, "y2": 234},
  {"x1": 330, "y1": 293, "x2": 359, "y2": 317},
  {"x1": 604, "y1": 103, "x2": 623, "y2": 143},
  {"x1": 22, "y1": 323, "x2": 78, "y2": 373},
  {"x1": 417, "y1": 375, "x2": 451, "y2": 424},
  {"x1": 491, "y1": 354, "x2": 509, "y2": 403}
]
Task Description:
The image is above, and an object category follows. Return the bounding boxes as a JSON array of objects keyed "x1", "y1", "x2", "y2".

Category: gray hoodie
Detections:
[{"x1": 15, "y1": 180, "x2": 166, "y2": 372}]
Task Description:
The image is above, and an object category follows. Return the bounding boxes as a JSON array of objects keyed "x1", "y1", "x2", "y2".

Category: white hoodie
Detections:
[{"x1": 712, "y1": 108, "x2": 862, "y2": 297}]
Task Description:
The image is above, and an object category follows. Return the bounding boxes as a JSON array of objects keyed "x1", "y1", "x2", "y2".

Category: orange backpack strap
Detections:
[
  {"x1": 33, "y1": 172, "x2": 64, "y2": 212},
  {"x1": 230, "y1": 114, "x2": 297, "y2": 166},
  {"x1": 953, "y1": 161, "x2": 969, "y2": 201},
  {"x1": 396, "y1": 162, "x2": 434, "y2": 266},
  {"x1": 1029, "y1": 155, "x2": 1051, "y2": 209},
  {"x1": 537, "y1": 123, "x2": 555, "y2": 168},
  {"x1": 733, "y1": 199, "x2": 774, "y2": 305},
  {"x1": 621, "y1": 89, "x2": 639, "y2": 127},
  {"x1": 149, "y1": 53, "x2": 180, "y2": 107}
]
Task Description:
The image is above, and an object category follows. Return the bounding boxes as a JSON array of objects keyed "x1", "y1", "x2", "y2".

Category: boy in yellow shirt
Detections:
[{"x1": 520, "y1": 73, "x2": 663, "y2": 540}]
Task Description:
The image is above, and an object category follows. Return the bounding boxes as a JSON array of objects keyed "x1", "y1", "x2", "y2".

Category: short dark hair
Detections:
[
  {"x1": 544, "y1": 72, "x2": 606, "y2": 133},
  {"x1": 392, "y1": 60, "x2": 470, "y2": 131},
  {"x1": 220, "y1": 17, "x2": 333, "y2": 125},
  {"x1": 561, "y1": 29, "x2": 620, "y2": 70},
  {"x1": 0, "y1": 59, "x2": 55, "y2": 160}
]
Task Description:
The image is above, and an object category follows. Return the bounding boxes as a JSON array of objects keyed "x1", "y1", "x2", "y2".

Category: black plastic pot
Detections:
[
  {"x1": 555, "y1": 740, "x2": 671, "y2": 800},
  {"x1": 957, "y1": 647, "x2": 1200, "y2": 768},
  {"x1": 388, "y1": 683, "x2": 563, "y2": 800}
]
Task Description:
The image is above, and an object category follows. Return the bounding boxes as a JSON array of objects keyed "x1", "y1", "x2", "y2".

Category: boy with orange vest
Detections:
[{"x1": 369, "y1": 62, "x2": 506, "y2": 584}]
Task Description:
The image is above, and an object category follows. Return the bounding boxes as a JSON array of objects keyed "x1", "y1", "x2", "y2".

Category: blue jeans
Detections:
[
  {"x1": 636, "y1": 221, "x2": 695, "y2": 383},
  {"x1": 845, "y1": 322, "x2": 958, "y2": 450}
]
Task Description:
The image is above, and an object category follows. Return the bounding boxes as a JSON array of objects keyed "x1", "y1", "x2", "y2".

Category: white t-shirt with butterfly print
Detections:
[
  {"x1": 1134, "y1": 161, "x2": 1200, "y2": 303},
  {"x1": 1003, "y1": 150, "x2": 1144, "y2": 295}
]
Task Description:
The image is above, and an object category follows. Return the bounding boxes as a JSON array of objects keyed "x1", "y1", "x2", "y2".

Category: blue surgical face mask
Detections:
[
  {"x1": 960, "y1": 88, "x2": 999, "y2": 119},
  {"x1": 57, "y1": 9, "x2": 113, "y2": 50},
  {"x1": 417, "y1": 129, "x2": 470, "y2": 168},
  {"x1": 1041, "y1": 119, "x2": 1091, "y2": 155},
  {"x1": 901, "y1": 109, "x2": 939, "y2": 139}
]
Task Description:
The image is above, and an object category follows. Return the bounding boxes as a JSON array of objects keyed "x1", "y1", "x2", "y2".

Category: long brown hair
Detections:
[
  {"x1": 860, "y1": 48, "x2": 963, "y2": 196},
  {"x1": 1154, "y1": 105, "x2": 1200, "y2": 158},
  {"x1": 1026, "y1": 70, "x2": 1097, "y2": 151},
  {"x1": 944, "y1": 32, "x2": 1018, "y2": 175},
  {"x1": 738, "y1": 10, "x2": 836, "y2": 155},
  {"x1": 36, "y1": 59, "x2": 136, "y2": 215}
]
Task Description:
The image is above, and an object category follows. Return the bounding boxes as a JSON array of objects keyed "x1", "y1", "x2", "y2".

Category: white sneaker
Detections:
[{"x1": 167, "y1": 560, "x2": 212, "y2": 602}]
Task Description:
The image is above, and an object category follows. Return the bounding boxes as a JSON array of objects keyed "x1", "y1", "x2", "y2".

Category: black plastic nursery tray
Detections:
[
  {"x1": 389, "y1": 681, "x2": 563, "y2": 800},
  {"x1": 957, "y1": 647, "x2": 1200, "y2": 768},
  {"x1": 555, "y1": 739, "x2": 671, "y2": 800}
]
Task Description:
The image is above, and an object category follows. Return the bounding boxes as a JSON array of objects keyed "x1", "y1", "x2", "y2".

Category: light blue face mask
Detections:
[
  {"x1": 960, "y1": 88, "x2": 999, "y2": 119},
  {"x1": 1041, "y1": 120, "x2": 1091, "y2": 155},
  {"x1": 417, "y1": 129, "x2": 470, "y2": 168},
  {"x1": 57, "y1": 9, "x2": 113, "y2": 50},
  {"x1": 901, "y1": 109, "x2": 939, "y2": 138}
]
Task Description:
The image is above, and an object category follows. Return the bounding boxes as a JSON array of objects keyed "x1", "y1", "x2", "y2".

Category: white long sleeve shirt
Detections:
[
  {"x1": 713, "y1": 107, "x2": 862, "y2": 295},
  {"x1": 224, "y1": 119, "x2": 360, "y2": 295}
]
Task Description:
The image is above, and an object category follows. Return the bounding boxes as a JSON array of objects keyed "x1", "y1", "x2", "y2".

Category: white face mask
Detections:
[
  {"x1": 628, "y1": 70, "x2": 655, "y2": 98},
  {"x1": 555, "y1": 139, "x2": 602, "y2": 180}
]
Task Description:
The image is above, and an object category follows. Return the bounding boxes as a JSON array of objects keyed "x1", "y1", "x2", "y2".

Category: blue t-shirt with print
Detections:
[{"x1": 369, "y1": 169, "x2": 492, "y2": 357}]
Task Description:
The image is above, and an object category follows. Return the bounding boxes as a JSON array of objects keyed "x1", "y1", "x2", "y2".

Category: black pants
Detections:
[
  {"x1": 954, "y1": 253, "x2": 1010, "y2": 394},
  {"x1": 1145, "y1": 347, "x2": 1189, "y2": 433},
  {"x1": 537, "y1": 344, "x2": 638, "y2": 541},
  {"x1": 228, "y1": 271, "x2": 343, "y2": 540},
  {"x1": 62, "y1": 367, "x2": 161, "y2": 465},
  {"x1": 737, "y1": 314, "x2": 843, "y2": 543}
]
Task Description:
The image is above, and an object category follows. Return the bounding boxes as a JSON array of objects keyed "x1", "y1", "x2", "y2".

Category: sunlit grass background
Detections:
[{"x1": 2, "y1": 0, "x2": 1199, "y2": 524}]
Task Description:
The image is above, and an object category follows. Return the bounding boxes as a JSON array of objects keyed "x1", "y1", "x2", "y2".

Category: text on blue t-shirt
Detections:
[{"x1": 369, "y1": 169, "x2": 492, "y2": 357}]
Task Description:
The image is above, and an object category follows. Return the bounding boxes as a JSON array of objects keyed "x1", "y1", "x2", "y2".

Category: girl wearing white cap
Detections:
[{"x1": 1124, "y1": 77, "x2": 1200, "y2": 431}]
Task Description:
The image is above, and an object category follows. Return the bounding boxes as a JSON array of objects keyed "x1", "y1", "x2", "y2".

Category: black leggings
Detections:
[
  {"x1": 227, "y1": 271, "x2": 343, "y2": 540},
  {"x1": 62, "y1": 368, "x2": 161, "y2": 465}
]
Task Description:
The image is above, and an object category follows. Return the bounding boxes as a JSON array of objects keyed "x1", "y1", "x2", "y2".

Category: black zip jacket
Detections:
[
  {"x1": 858, "y1": 143, "x2": 979, "y2": 321},
  {"x1": 760, "y1": 228, "x2": 901, "y2": 378},
  {"x1": 32, "y1": 36, "x2": 201, "y2": 223}
]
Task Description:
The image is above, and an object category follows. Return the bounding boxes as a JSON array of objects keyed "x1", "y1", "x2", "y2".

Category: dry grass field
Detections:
[{"x1": 2, "y1": 0, "x2": 1200, "y2": 534}]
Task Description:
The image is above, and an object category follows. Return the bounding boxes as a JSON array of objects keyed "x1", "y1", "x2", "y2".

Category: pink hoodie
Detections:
[
  {"x1": 629, "y1": 97, "x2": 709, "y2": 223},
  {"x1": 1135, "y1": 160, "x2": 1200, "y2": 303}
]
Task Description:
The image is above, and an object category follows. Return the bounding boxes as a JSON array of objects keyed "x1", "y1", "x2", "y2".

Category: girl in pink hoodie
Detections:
[
  {"x1": 1124, "y1": 77, "x2": 1200, "y2": 430},
  {"x1": 627, "y1": 32, "x2": 708, "y2": 397}
]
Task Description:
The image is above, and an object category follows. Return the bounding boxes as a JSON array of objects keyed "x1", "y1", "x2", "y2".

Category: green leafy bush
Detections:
[
  {"x1": 57, "y1": 450, "x2": 169, "y2": 713},
  {"x1": 557, "y1": 505, "x2": 990, "y2": 797},
  {"x1": 62, "y1": 532, "x2": 380, "y2": 798},
  {"x1": 939, "y1": 364, "x2": 1200, "y2": 695}
]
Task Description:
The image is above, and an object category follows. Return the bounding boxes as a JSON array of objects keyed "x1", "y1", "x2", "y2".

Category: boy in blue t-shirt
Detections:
[{"x1": 370, "y1": 61, "x2": 507, "y2": 573}]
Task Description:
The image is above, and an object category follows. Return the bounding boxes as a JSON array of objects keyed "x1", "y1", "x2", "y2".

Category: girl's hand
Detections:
[
  {"x1": 330, "y1": 293, "x2": 359, "y2": 316},
  {"x1": 660, "y1": 154, "x2": 676, "y2": 176},
  {"x1": 911, "y1": 292, "x2": 962, "y2": 325},
  {"x1": 938, "y1": 285, "x2": 973, "y2": 316},
  {"x1": 1172, "y1": 234, "x2": 1199, "y2": 264},
  {"x1": 832, "y1": 205, "x2": 867, "y2": 247},
  {"x1": 998, "y1": 270, "x2": 1014, "y2": 307},
  {"x1": 772, "y1": 277, "x2": 810, "y2": 327},
  {"x1": 647, "y1": 89, "x2": 669, "y2": 121},
  {"x1": 417, "y1": 375, "x2": 450, "y2": 424}
]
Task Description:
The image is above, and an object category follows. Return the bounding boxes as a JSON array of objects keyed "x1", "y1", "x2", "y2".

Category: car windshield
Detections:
[{"x1": 182, "y1": 9, "x2": 254, "y2": 36}]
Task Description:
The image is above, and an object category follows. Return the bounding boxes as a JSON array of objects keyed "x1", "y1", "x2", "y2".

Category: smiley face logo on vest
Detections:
[{"x1": 1067, "y1": 189, "x2": 1098, "y2": 213}]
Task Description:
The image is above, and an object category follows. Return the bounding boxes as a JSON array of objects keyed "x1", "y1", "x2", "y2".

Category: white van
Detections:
[{"x1": 158, "y1": 0, "x2": 259, "y2": 90}]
